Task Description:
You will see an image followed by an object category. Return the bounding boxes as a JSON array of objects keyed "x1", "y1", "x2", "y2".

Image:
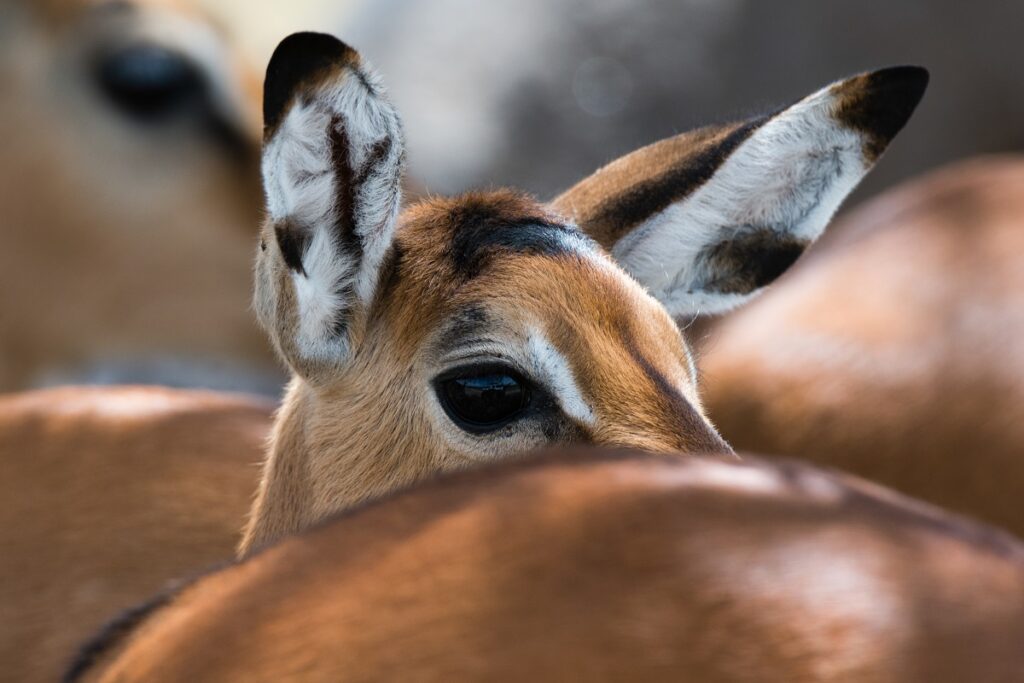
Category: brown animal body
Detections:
[
  {"x1": 0, "y1": 0, "x2": 280, "y2": 392},
  {"x1": 72, "y1": 450, "x2": 1024, "y2": 682},
  {"x1": 240, "y1": 33, "x2": 927, "y2": 554},
  {"x1": 0, "y1": 386, "x2": 270, "y2": 683},
  {"x1": 2, "y1": 30, "x2": 928, "y2": 679},
  {"x1": 701, "y1": 156, "x2": 1024, "y2": 537}
]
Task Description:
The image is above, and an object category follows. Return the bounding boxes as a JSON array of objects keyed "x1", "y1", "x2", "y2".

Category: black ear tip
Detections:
[
  {"x1": 871, "y1": 64, "x2": 930, "y2": 104},
  {"x1": 834, "y1": 64, "x2": 930, "y2": 159},
  {"x1": 263, "y1": 32, "x2": 358, "y2": 134}
]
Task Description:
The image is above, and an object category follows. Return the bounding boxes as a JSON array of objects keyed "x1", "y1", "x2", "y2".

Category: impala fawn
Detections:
[{"x1": 240, "y1": 32, "x2": 927, "y2": 554}]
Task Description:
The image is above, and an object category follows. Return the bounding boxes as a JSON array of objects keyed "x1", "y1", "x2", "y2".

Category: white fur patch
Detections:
[
  {"x1": 613, "y1": 80, "x2": 872, "y2": 318},
  {"x1": 260, "y1": 58, "x2": 403, "y2": 364},
  {"x1": 526, "y1": 329, "x2": 597, "y2": 427}
]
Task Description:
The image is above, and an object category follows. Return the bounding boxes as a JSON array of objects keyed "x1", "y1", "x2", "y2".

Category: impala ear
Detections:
[
  {"x1": 551, "y1": 66, "x2": 928, "y2": 318},
  {"x1": 254, "y1": 33, "x2": 404, "y2": 378}
]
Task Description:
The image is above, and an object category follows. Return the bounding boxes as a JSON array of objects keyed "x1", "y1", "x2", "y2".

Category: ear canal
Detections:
[
  {"x1": 254, "y1": 33, "x2": 405, "y2": 379},
  {"x1": 552, "y1": 66, "x2": 928, "y2": 319}
]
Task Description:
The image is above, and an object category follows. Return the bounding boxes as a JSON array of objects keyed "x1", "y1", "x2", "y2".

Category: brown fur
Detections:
[
  {"x1": 242, "y1": 50, "x2": 924, "y2": 555},
  {"x1": 79, "y1": 450, "x2": 1024, "y2": 682},
  {"x1": 0, "y1": 386, "x2": 271, "y2": 683},
  {"x1": 242, "y1": 189, "x2": 732, "y2": 554},
  {"x1": 0, "y1": 0, "x2": 277, "y2": 391},
  {"x1": 550, "y1": 120, "x2": 763, "y2": 248},
  {"x1": 701, "y1": 156, "x2": 1024, "y2": 536}
]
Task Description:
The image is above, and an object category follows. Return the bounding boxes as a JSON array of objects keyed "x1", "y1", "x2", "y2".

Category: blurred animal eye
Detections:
[
  {"x1": 437, "y1": 368, "x2": 531, "y2": 433},
  {"x1": 95, "y1": 44, "x2": 204, "y2": 122}
]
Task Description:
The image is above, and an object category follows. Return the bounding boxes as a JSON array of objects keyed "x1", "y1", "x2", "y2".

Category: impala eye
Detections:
[
  {"x1": 436, "y1": 367, "x2": 531, "y2": 434},
  {"x1": 95, "y1": 44, "x2": 204, "y2": 122}
]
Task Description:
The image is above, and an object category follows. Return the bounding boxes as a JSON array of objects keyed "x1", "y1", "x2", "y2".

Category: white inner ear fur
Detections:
[
  {"x1": 613, "y1": 82, "x2": 869, "y2": 318},
  {"x1": 261, "y1": 63, "x2": 403, "y2": 364}
]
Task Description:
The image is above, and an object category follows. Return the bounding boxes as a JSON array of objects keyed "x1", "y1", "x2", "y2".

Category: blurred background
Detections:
[{"x1": 3, "y1": 0, "x2": 1023, "y2": 394}]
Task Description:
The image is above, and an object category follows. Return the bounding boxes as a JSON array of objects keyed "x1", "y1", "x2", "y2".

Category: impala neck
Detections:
[
  {"x1": 238, "y1": 375, "x2": 438, "y2": 557},
  {"x1": 238, "y1": 379, "x2": 315, "y2": 556}
]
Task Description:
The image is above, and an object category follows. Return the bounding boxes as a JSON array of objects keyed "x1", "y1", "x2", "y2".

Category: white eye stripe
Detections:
[{"x1": 525, "y1": 329, "x2": 597, "y2": 428}]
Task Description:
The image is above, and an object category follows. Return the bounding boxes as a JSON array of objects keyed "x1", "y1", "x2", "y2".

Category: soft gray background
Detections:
[{"x1": 341, "y1": 0, "x2": 1023, "y2": 201}]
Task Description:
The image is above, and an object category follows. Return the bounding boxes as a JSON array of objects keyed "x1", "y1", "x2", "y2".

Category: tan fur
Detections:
[
  {"x1": 0, "y1": 386, "x2": 271, "y2": 683},
  {"x1": 550, "y1": 122, "x2": 747, "y2": 248},
  {"x1": 0, "y1": 0, "x2": 277, "y2": 391},
  {"x1": 82, "y1": 450, "x2": 1024, "y2": 682},
  {"x1": 242, "y1": 189, "x2": 731, "y2": 554},
  {"x1": 242, "y1": 49, "x2": 924, "y2": 554},
  {"x1": 701, "y1": 156, "x2": 1024, "y2": 536}
]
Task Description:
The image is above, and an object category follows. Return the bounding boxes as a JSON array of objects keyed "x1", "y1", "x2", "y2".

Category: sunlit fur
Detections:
[
  {"x1": 74, "y1": 451, "x2": 1024, "y2": 683},
  {"x1": 0, "y1": 386, "x2": 270, "y2": 683},
  {"x1": 701, "y1": 156, "x2": 1024, "y2": 538},
  {"x1": 242, "y1": 34, "x2": 926, "y2": 554}
]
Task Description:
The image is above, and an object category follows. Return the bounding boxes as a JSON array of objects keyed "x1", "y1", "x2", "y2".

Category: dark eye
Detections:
[
  {"x1": 95, "y1": 44, "x2": 204, "y2": 122},
  {"x1": 436, "y1": 368, "x2": 531, "y2": 433}
]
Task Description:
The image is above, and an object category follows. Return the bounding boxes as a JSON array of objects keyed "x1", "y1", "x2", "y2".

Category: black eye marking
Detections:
[{"x1": 434, "y1": 364, "x2": 532, "y2": 434}]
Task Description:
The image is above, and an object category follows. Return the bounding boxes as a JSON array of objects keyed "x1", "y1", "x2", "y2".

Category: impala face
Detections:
[
  {"x1": 370, "y1": 190, "x2": 725, "y2": 461},
  {"x1": 247, "y1": 32, "x2": 927, "y2": 544},
  {"x1": 0, "y1": 0, "x2": 275, "y2": 392}
]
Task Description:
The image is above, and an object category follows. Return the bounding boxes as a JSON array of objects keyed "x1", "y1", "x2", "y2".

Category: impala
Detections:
[
  {"x1": 3, "y1": 28, "x2": 929, "y2": 679},
  {"x1": 69, "y1": 449, "x2": 1024, "y2": 682},
  {"x1": 701, "y1": 155, "x2": 1024, "y2": 537},
  {"x1": 1, "y1": 0, "x2": 278, "y2": 392},
  {"x1": 240, "y1": 32, "x2": 927, "y2": 554},
  {"x1": 0, "y1": 386, "x2": 271, "y2": 683}
]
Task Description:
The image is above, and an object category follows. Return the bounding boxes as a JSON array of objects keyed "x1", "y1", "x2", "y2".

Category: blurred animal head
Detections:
[
  {"x1": 242, "y1": 32, "x2": 927, "y2": 553},
  {"x1": 0, "y1": 0, "x2": 279, "y2": 392}
]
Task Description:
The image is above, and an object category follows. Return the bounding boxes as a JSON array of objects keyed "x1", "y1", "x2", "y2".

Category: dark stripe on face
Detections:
[
  {"x1": 590, "y1": 115, "x2": 772, "y2": 245},
  {"x1": 622, "y1": 333, "x2": 732, "y2": 454},
  {"x1": 436, "y1": 304, "x2": 491, "y2": 351},
  {"x1": 447, "y1": 200, "x2": 594, "y2": 279}
]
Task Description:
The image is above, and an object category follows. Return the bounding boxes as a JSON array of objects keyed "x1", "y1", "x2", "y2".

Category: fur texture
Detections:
[
  {"x1": 554, "y1": 67, "x2": 927, "y2": 318},
  {"x1": 0, "y1": 0, "x2": 274, "y2": 392},
  {"x1": 75, "y1": 450, "x2": 1024, "y2": 683},
  {"x1": 242, "y1": 34, "x2": 928, "y2": 554},
  {"x1": 701, "y1": 155, "x2": 1024, "y2": 538}
]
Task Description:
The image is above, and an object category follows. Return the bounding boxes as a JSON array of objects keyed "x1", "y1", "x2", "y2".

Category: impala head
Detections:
[
  {"x1": 1, "y1": 0, "x2": 274, "y2": 391},
  {"x1": 248, "y1": 32, "x2": 927, "y2": 548}
]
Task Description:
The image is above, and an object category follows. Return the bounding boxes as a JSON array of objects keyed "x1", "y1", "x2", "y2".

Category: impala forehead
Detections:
[
  {"x1": 429, "y1": 254, "x2": 701, "y2": 420},
  {"x1": 400, "y1": 191, "x2": 702, "y2": 407}
]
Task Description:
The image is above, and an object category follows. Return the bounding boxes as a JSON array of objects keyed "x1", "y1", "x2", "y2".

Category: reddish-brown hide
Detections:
[
  {"x1": 0, "y1": 386, "x2": 270, "y2": 683},
  {"x1": 701, "y1": 156, "x2": 1024, "y2": 537},
  {"x1": 77, "y1": 450, "x2": 1024, "y2": 682}
]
